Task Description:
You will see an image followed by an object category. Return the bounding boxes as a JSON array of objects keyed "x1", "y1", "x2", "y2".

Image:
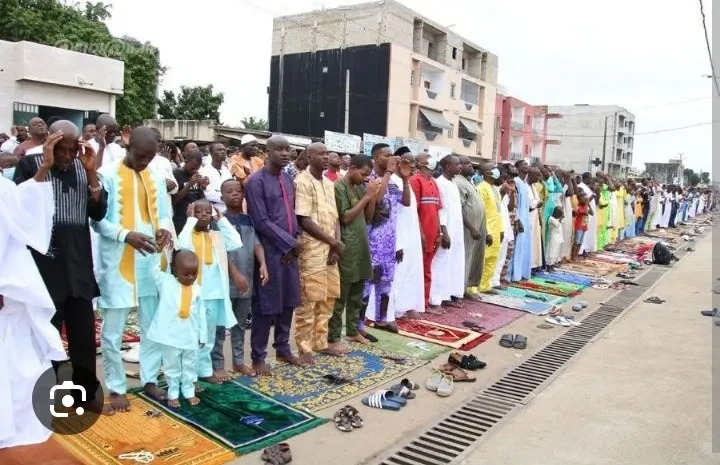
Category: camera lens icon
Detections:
[{"x1": 50, "y1": 381, "x2": 87, "y2": 418}]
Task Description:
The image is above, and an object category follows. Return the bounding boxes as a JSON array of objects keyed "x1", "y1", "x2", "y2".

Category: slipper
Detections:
[
  {"x1": 448, "y1": 352, "x2": 486, "y2": 370},
  {"x1": 545, "y1": 316, "x2": 571, "y2": 327},
  {"x1": 342, "y1": 405, "x2": 363, "y2": 428},
  {"x1": 513, "y1": 334, "x2": 527, "y2": 349},
  {"x1": 561, "y1": 316, "x2": 581, "y2": 326},
  {"x1": 537, "y1": 323, "x2": 555, "y2": 329},
  {"x1": 361, "y1": 390, "x2": 403, "y2": 410},
  {"x1": 323, "y1": 374, "x2": 351, "y2": 385},
  {"x1": 572, "y1": 303, "x2": 584, "y2": 312},
  {"x1": 401, "y1": 378, "x2": 420, "y2": 390},
  {"x1": 359, "y1": 331, "x2": 379, "y2": 343},
  {"x1": 499, "y1": 334, "x2": 515, "y2": 348},
  {"x1": 333, "y1": 409, "x2": 353, "y2": 432},
  {"x1": 462, "y1": 321, "x2": 484, "y2": 332},
  {"x1": 700, "y1": 309, "x2": 719, "y2": 317},
  {"x1": 443, "y1": 300, "x2": 465, "y2": 309},
  {"x1": 261, "y1": 443, "x2": 291, "y2": 464},
  {"x1": 644, "y1": 296, "x2": 665, "y2": 304},
  {"x1": 389, "y1": 384, "x2": 416, "y2": 399},
  {"x1": 439, "y1": 364, "x2": 476, "y2": 382},
  {"x1": 436, "y1": 374, "x2": 454, "y2": 397},
  {"x1": 425, "y1": 370, "x2": 443, "y2": 391}
]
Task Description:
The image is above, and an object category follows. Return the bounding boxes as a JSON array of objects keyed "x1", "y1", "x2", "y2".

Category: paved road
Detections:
[{"x1": 461, "y1": 233, "x2": 716, "y2": 465}]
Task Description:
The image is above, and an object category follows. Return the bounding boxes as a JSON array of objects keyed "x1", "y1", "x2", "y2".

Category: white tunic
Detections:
[
  {"x1": 491, "y1": 194, "x2": 513, "y2": 287},
  {"x1": 0, "y1": 178, "x2": 66, "y2": 448},
  {"x1": 579, "y1": 183, "x2": 598, "y2": 254},
  {"x1": 198, "y1": 164, "x2": 232, "y2": 213},
  {"x1": 430, "y1": 175, "x2": 466, "y2": 305},
  {"x1": 546, "y1": 217, "x2": 565, "y2": 266}
]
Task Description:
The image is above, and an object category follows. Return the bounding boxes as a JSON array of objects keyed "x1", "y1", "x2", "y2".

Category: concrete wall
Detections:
[
  {"x1": 143, "y1": 119, "x2": 217, "y2": 142},
  {"x1": 0, "y1": 40, "x2": 123, "y2": 131}
]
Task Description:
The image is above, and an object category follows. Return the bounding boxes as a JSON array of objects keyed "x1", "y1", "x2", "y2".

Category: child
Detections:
[
  {"x1": 178, "y1": 199, "x2": 242, "y2": 384},
  {"x1": 546, "y1": 206, "x2": 564, "y2": 271},
  {"x1": 211, "y1": 179, "x2": 269, "y2": 377},
  {"x1": 147, "y1": 250, "x2": 207, "y2": 407},
  {"x1": 571, "y1": 193, "x2": 594, "y2": 262}
]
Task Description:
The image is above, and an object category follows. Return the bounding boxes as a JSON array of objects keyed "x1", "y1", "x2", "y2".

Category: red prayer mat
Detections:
[{"x1": 394, "y1": 319, "x2": 492, "y2": 350}]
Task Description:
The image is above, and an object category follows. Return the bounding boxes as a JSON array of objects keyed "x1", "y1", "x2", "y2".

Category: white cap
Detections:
[{"x1": 241, "y1": 134, "x2": 257, "y2": 145}]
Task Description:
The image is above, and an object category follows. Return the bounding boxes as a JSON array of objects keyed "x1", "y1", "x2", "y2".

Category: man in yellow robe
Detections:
[{"x1": 477, "y1": 162, "x2": 504, "y2": 293}]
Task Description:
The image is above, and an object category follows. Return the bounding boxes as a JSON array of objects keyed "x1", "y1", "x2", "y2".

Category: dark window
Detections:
[{"x1": 452, "y1": 47, "x2": 457, "y2": 59}]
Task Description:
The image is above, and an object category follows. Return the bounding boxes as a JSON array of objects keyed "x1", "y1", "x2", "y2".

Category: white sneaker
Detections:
[
  {"x1": 545, "y1": 316, "x2": 571, "y2": 327},
  {"x1": 122, "y1": 343, "x2": 140, "y2": 363},
  {"x1": 436, "y1": 375, "x2": 454, "y2": 397},
  {"x1": 425, "y1": 370, "x2": 443, "y2": 391}
]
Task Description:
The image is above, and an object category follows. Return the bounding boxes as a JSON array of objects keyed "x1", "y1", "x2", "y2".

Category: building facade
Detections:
[
  {"x1": 0, "y1": 40, "x2": 124, "y2": 130},
  {"x1": 644, "y1": 159, "x2": 685, "y2": 186},
  {"x1": 268, "y1": 0, "x2": 498, "y2": 160},
  {"x1": 494, "y1": 94, "x2": 560, "y2": 163},
  {"x1": 545, "y1": 104, "x2": 635, "y2": 176}
]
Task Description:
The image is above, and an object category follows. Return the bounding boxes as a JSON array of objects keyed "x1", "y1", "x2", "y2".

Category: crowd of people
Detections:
[{"x1": 0, "y1": 114, "x2": 715, "y2": 448}]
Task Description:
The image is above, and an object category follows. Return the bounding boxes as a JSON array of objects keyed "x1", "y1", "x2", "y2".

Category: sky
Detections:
[{"x1": 106, "y1": 0, "x2": 713, "y2": 174}]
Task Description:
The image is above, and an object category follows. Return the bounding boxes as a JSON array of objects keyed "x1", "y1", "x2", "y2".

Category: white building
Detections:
[
  {"x1": 0, "y1": 40, "x2": 124, "y2": 131},
  {"x1": 545, "y1": 104, "x2": 635, "y2": 176}
]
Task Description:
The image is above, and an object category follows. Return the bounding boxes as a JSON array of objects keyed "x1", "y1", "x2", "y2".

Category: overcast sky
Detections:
[{"x1": 107, "y1": 0, "x2": 713, "y2": 173}]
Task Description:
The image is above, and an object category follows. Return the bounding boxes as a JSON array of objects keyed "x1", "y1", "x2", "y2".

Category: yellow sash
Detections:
[
  {"x1": 191, "y1": 230, "x2": 214, "y2": 285},
  {"x1": 179, "y1": 285, "x2": 192, "y2": 319}
]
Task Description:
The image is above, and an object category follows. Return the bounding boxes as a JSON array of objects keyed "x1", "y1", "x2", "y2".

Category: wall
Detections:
[{"x1": 269, "y1": 44, "x2": 392, "y2": 138}]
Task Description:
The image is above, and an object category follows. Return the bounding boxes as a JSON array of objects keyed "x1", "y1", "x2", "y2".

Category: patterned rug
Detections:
[
  {"x1": 421, "y1": 300, "x2": 526, "y2": 331},
  {"x1": 496, "y1": 286, "x2": 568, "y2": 306},
  {"x1": 394, "y1": 319, "x2": 492, "y2": 350},
  {"x1": 0, "y1": 437, "x2": 84, "y2": 465},
  {"x1": 476, "y1": 294, "x2": 555, "y2": 315},
  {"x1": 234, "y1": 342, "x2": 426, "y2": 412},
  {"x1": 510, "y1": 278, "x2": 583, "y2": 297},
  {"x1": 558, "y1": 260, "x2": 623, "y2": 277},
  {"x1": 60, "y1": 314, "x2": 140, "y2": 353},
  {"x1": 54, "y1": 394, "x2": 235, "y2": 464},
  {"x1": 137, "y1": 381, "x2": 325, "y2": 454},
  {"x1": 365, "y1": 327, "x2": 450, "y2": 361},
  {"x1": 532, "y1": 271, "x2": 594, "y2": 287}
]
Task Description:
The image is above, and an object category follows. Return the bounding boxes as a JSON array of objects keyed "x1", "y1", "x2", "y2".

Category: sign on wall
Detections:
[
  {"x1": 324, "y1": 130, "x2": 362, "y2": 154},
  {"x1": 428, "y1": 145, "x2": 452, "y2": 163},
  {"x1": 363, "y1": 133, "x2": 396, "y2": 155},
  {"x1": 395, "y1": 137, "x2": 425, "y2": 156}
]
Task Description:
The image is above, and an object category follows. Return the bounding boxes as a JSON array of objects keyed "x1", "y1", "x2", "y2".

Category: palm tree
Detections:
[{"x1": 241, "y1": 117, "x2": 268, "y2": 131}]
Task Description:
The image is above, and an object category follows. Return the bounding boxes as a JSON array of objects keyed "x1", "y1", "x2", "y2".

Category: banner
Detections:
[
  {"x1": 324, "y1": 130, "x2": 362, "y2": 154},
  {"x1": 362, "y1": 133, "x2": 396, "y2": 155},
  {"x1": 395, "y1": 137, "x2": 425, "y2": 156},
  {"x1": 428, "y1": 145, "x2": 452, "y2": 162}
]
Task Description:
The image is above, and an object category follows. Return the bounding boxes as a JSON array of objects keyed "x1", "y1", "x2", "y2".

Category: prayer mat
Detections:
[
  {"x1": 557, "y1": 260, "x2": 620, "y2": 277},
  {"x1": 365, "y1": 327, "x2": 450, "y2": 360},
  {"x1": 532, "y1": 271, "x2": 594, "y2": 287},
  {"x1": 394, "y1": 319, "x2": 491, "y2": 350},
  {"x1": 53, "y1": 394, "x2": 235, "y2": 465},
  {"x1": 508, "y1": 278, "x2": 583, "y2": 297},
  {"x1": 136, "y1": 381, "x2": 325, "y2": 455},
  {"x1": 234, "y1": 342, "x2": 426, "y2": 412},
  {"x1": 0, "y1": 437, "x2": 84, "y2": 465},
  {"x1": 476, "y1": 294, "x2": 555, "y2": 315},
  {"x1": 496, "y1": 286, "x2": 568, "y2": 306},
  {"x1": 60, "y1": 316, "x2": 140, "y2": 353},
  {"x1": 422, "y1": 300, "x2": 526, "y2": 331}
]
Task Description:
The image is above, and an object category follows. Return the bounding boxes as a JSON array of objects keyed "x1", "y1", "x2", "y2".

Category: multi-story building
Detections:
[
  {"x1": 494, "y1": 94, "x2": 561, "y2": 164},
  {"x1": 644, "y1": 159, "x2": 685, "y2": 186},
  {"x1": 268, "y1": 0, "x2": 498, "y2": 160},
  {"x1": 545, "y1": 105, "x2": 635, "y2": 176}
]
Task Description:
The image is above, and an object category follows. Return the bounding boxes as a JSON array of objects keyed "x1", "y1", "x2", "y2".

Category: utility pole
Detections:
[
  {"x1": 344, "y1": 69, "x2": 350, "y2": 134},
  {"x1": 601, "y1": 115, "x2": 608, "y2": 172}
]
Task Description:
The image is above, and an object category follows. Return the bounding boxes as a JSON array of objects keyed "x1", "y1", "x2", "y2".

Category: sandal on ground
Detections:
[
  {"x1": 323, "y1": 374, "x2": 352, "y2": 385},
  {"x1": 462, "y1": 321, "x2": 484, "y2": 332},
  {"x1": 375, "y1": 322, "x2": 399, "y2": 334},
  {"x1": 644, "y1": 296, "x2": 665, "y2": 304},
  {"x1": 438, "y1": 364, "x2": 476, "y2": 382},
  {"x1": 448, "y1": 352, "x2": 486, "y2": 371},
  {"x1": 436, "y1": 374, "x2": 454, "y2": 397},
  {"x1": 261, "y1": 443, "x2": 291, "y2": 464},
  {"x1": 333, "y1": 409, "x2": 353, "y2": 432},
  {"x1": 401, "y1": 378, "x2": 420, "y2": 390},
  {"x1": 389, "y1": 384, "x2": 416, "y2": 399},
  {"x1": 358, "y1": 331, "x2": 379, "y2": 343},
  {"x1": 513, "y1": 334, "x2": 527, "y2": 350},
  {"x1": 700, "y1": 308, "x2": 719, "y2": 317},
  {"x1": 499, "y1": 334, "x2": 515, "y2": 348},
  {"x1": 425, "y1": 370, "x2": 444, "y2": 391},
  {"x1": 560, "y1": 315, "x2": 581, "y2": 326},
  {"x1": 342, "y1": 405, "x2": 363, "y2": 428},
  {"x1": 545, "y1": 316, "x2": 571, "y2": 327},
  {"x1": 361, "y1": 390, "x2": 403, "y2": 410}
]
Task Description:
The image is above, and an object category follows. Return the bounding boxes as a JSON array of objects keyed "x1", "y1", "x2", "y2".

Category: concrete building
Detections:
[
  {"x1": 268, "y1": 0, "x2": 498, "y2": 160},
  {"x1": 0, "y1": 40, "x2": 124, "y2": 131},
  {"x1": 644, "y1": 158, "x2": 685, "y2": 186},
  {"x1": 545, "y1": 104, "x2": 635, "y2": 176},
  {"x1": 494, "y1": 94, "x2": 560, "y2": 163}
]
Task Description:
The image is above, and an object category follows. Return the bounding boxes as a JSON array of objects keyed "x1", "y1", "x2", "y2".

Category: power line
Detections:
[{"x1": 698, "y1": 0, "x2": 720, "y2": 97}]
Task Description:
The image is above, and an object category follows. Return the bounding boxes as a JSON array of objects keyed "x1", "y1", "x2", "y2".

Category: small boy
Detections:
[
  {"x1": 571, "y1": 193, "x2": 594, "y2": 262},
  {"x1": 147, "y1": 250, "x2": 207, "y2": 407},
  {"x1": 177, "y1": 199, "x2": 242, "y2": 384},
  {"x1": 212, "y1": 179, "x2": 269, "y2": 377}
]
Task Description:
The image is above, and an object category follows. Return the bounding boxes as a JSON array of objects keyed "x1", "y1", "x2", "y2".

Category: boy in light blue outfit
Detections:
[
  {"x1": 147, "y1": 250, "x2": 207, "y2": 406},
  {"x1": 177, "y1": 200, "x2": 242, "y2": 383}
]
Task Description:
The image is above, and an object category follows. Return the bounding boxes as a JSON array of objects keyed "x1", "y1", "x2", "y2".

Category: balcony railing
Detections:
[
  {"x1": 510, "y1": 121, "x2": 524, "y2": 131},
  {"x1": 510, "y1": 151, "x2": 523, "y2": 160}
]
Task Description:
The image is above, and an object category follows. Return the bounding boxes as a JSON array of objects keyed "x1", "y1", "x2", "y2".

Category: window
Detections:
[
  {"x1": 452, "y1": 47, "x2": 457, "y2": 59},
  {"x1": 526, "y1": 116, "x2": 531, "y2": 125},
  {"x1": 428, "y1": 42, "x2": 434, "y2": 54},
  {"x1": 450, "y1": 83, "x2": 456, "y2": 99},
  {"x1": 525, "y1": 145, "x2": 530, "y2": 154},
  {"x1": 462, "y1": 58, "x2": 466, "y2": 70},
  {"x1": 423, "y1": 80, "x2": 431, "y2": 89},
  {"x1": 410, "y1": 71, "x2": 415, "y2": 86},
  {"x1": 448, "y1": 124, "x2": 454, "y2": 138}
]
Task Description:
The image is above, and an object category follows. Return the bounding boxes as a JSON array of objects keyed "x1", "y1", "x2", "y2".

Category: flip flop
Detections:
[
  {"x1": 644, "y1": 296, "x2": 665, "y2": 304},
  {"x1": 401, "y1": 378, "x2": 420, "y2": 390},
  {"x1": 426, "y1": 370, "x2": 443, "y2": 391},
  {"x1": 436, "y1": 375, "x2": 454, "y2": 397},
  {"x1": 462, "y1": 321, "x2": 484, "y2": 332},
  {"x1": 333, "y1": 409, "x2": 353, "y2": 432},
  {"x1": 362, "y1": 390, "x2": 404, "y2": 410},
  {"x1": 545, "y1": 316, "x2": 571, "y2": 327},
  {"x1": 700, "y1": 309, "x2": 719, "y2": 317},
  {"x1": 499, "y1": 334, "x2": 515, "y2": 348},
  {"x1": 443, "y1": 300, "x2": 465, "y2": 309},
  {"x1": 439, "y1": 364, "x2": 476, "y2": 382},
  {"x1": 389, "y1": 384, "x2": 416, "y2": 399},
  {"x1": 513, "y1": 334, "x2": 527, "y2": 349}
]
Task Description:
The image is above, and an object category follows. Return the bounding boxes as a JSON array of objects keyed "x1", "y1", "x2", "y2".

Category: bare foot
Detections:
[
  {"x1": 298, "y1": 352, "x2": 315, "y2": 365},
  {"x1": 108, "y1": 393, "x2": 131, "y2": 412},
  {"x1": 143, "y1": 383, "x2": 167, "y2": 402},
  {"x1": 345, "y1": 334, "x2": 370, "y2": 346},
  {"x1": 186, "y1": 397, "x2": 200, "y2": 406},
  {"x1": 329, "y1": 341, "x2": 352, "y2": 353},
  {"x1": 168, "y1": 398, "x2": 180, "y2": 408},
  {"x1": 199, "y1": 375, "x2": 225, "y2": 384},
  {"x1": 374, "y1": 322, "x2": 399, "y2": 333},
  {"x1": 214, "y1": 369, "x2": 230, "y2": 381},
  {"x1": 278, "y1": 353, "x2": 307, "y2": 367},
  {"x1": 232, "y1": 364, "x2": 255, "y2": 376},
  {"x1": 101, "y1": 404, "x2": 116, "y2": 416},
  {"x1": 317, "y1": 347, "x2": 345, "y2": 357},
  {"x1": 252, "y1": 361, "x2": 272, "y2": 376},
  {"x1": 194, "y1": 382, "x2": 205, "y2": 393}
]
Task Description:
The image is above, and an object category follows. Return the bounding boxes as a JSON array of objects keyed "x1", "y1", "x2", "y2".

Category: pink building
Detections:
[{"x1": 493, "y1": 94, "x2": 559, "y2": 163}]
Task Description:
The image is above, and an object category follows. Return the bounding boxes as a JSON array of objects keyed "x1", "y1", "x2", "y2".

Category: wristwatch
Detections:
[{"x1": 89, "y1": 182, "x2": 103, "y2": 193}]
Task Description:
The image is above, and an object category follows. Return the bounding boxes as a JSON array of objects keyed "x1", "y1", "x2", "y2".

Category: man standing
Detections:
[
  {"x1": 454, "y1": 156, "x2": 487, "y2": 298},
  {"x1": 329, "y1": 156, "x2": 380, "y2": 352},
  {"x1": 508, "y1": 160, "x2": 531, "y2": 282},
  {"x1": 14, "y1": 121, "x2": 109, "y2": 413},
  {"x1": 13, "y1": 117, "x2": 47, "y2": 158},
  {"x1": 199, "y1": 142, "x2": 232, "y2": 213},
  {"x1": 430, "y1": 155, "x2": 466, "y2": 308},
  {"x1": 340, "y1": 154, "x2": 351, "y2": 173},
  {"x1": 294, "y1": 143, "x2": 344, "y2": 364},
  {"x1": 229, "y1": 135, "x2": 264, "y2": 184},
  {"x1": 94, "y1": 127, "x2": 173, "y2": 412},
  {"x1": 409, "y1": 154, "x2": 442, "y2": 311},
  {"x1": 324, "y1": 152, "x2": 343, "y2": 182},
  {"x1": 491, "y1": 164, "x2": 515, "y2": 288},
  {"x1": 82, "y1": 123, "x2": 97, "y2": 142},
  {"x1": 362, "y1": 144, "x2": 411, "y2": 333},
  {"x1": 0, "y1": 138, "x2": 67, "y2": 447},
  {"x1": 172, "y1": 151, "x2": 207, "y2": 233},
  {"x1": 477, "y1": 162, "x2": 504, "y2": 293},
  {"x1": 91, "y1": 114, "x2": 128, "y2": 170},
  {"x1": 0, "y1": 125, "x2": 26, "y2": 153},
  {"x1": 578, "y1": 172, "x2": 598, "y2": 254},
  {"x1": 245, "y1": 136, "x2": 303, "y2": 375}
]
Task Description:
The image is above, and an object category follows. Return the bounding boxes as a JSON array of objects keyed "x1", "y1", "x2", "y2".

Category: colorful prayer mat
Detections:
[
  {"x1": 532, "y1": 271, "x2": 593, "y2": 287},
  {"x1": 0, "y1": 437, "x2": 84, "y2": 465},
  {"x1": 421, "y1": 300, "x2": 527, "y2": 331},
  {"x1": 60, "y1": 315, "x2": 140, "y2": 353},
  {"x1": 557, "y1": 259, "x2": 621, "y2": 277},
  {"x1": 394, "y1": 319, "x2": 492, "y2": 350},
  {"x1": 496, "y1": 286, "x2": 568, "y2": 306},
  {"x1": 508, "y1": 278, "x2": 583, "y2": 297},
  {"x1": 234, "y1": 342, "x2": 425, "y2": 412},
  {"x1": 364, "y1": 327, "x2": 450, "y2": 360},
  {"x1": 136, "y1": 381, "x2": 324, "y2": 454},
  {"x1": 476, "y1": 294, "x2": 555, "y2": 315},
  {"x1": 54, "y1": 394, "x2": 235, "y2": 465}
]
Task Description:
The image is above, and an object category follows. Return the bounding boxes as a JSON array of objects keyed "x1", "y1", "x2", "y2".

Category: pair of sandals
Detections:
[
  {"x1": 644, "y1": 296, "x2": 666, "y2": 304},
  {"x1": 448, "y1": 352, "x2": 486, "y2": 370},
  {"x1": 499, "y1": 334, "x2": 527, "y2": 350},
  {"x1": 361, "y1": 389, "x2": 408, "y2": 411},
  {"x1": 426, "y1": 370, "x2": 455, "y2": 396},
  {"x1": 262, "y1": 443, "x2": 291, "y2": 464},
  {"x1": 333, "y1": 405, "x2": 363, "y2": 432}
]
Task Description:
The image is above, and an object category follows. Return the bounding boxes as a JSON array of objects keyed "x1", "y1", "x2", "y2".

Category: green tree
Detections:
[
  {"x1": 0, "y1": 0, "x2": 162, "y2": 126},
  {"x1": 684, "y1": 168, "x2": 701, "y2": 186},
  {"x1": 157, "y1": 85, "x2": 224, "y2": 122},
  {"x1": 701, "y1": 172, "x2": 710, "y2": 185},
  {"x1": 241, "y1": 116, "x2": 268, "y2": 131}
]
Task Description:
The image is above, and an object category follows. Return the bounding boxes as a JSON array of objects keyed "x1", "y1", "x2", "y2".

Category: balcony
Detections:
[
  {"x1": 511, "y1": 121, "x2": 524, "y2": 131},
  {"x1": 510, "y1": 151, "x2": 523, "y2": 160}
]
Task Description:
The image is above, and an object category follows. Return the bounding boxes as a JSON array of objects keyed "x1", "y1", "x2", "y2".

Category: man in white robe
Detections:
[
  {"x1": 0, "y1": 161, "x2": 65, "y2": 448},
  {"x1": 430, "y1": 155, "x2": 466, "y2": 307},
  {"x1": 578, "y1": 173, "x2": 598, "y2": 254}
]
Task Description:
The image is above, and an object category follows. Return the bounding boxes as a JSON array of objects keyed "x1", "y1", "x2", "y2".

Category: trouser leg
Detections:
[
  {"x1": 62, "y1": 297, "x2": 99, "y2": 402},
  {"x1": 197, "y1": 299, "x2": 221, "y2": 378},
  {"x1": 137, "y1": 295, "x2": 162, "y2": 386},
  {"x1": 328, "y1": 280, "x2": 351, "y2": 343},
  {"x1": 180, "y1": 349, "x2": 197, "y2": 399},
  {"x1": 312, "y1": 298, "x2": 333, "y2": 352},
  {"x1": 100, "y1": 307, "x2": 131, "y2": 395},
  {"x1": 345, "y1": 280, "x2": 364, "y2": 338},
  {"x1": 293, "y1": 301, "x2": 316, "y2": 355},
  {"x1": 161, "y1": 345, "x2": 181, "y2": 400},
  {"x1": 272, "y1": 307, "x2": 294, "y2": 358}
]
